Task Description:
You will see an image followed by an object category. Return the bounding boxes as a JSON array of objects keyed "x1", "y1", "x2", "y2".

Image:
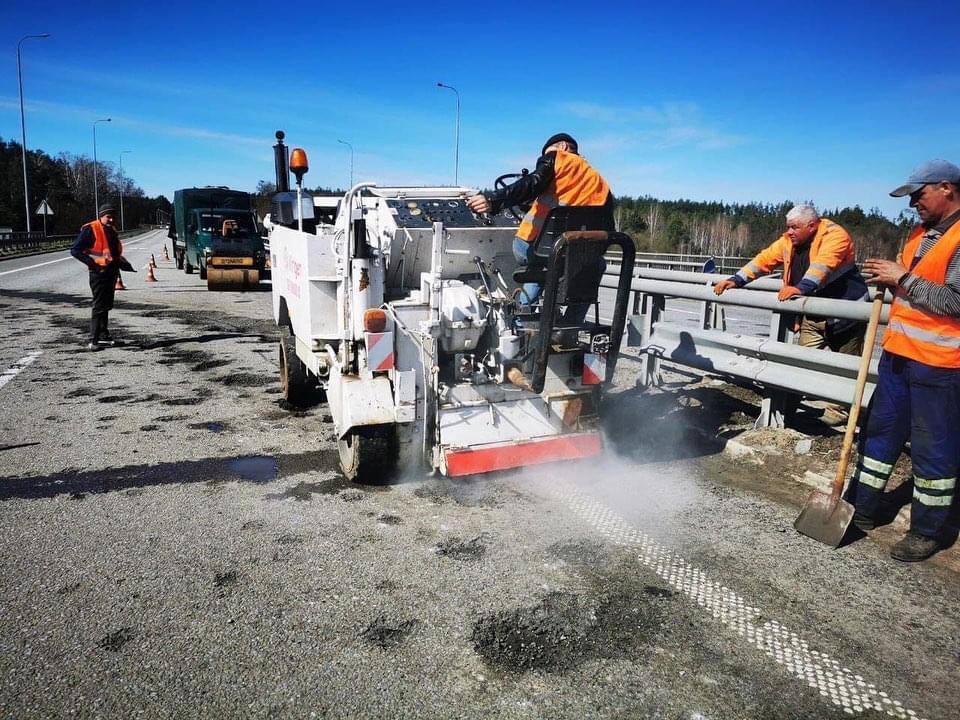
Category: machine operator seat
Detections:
[{"x1": 512, "y1": 205, "x2": 615, "y2": 310}]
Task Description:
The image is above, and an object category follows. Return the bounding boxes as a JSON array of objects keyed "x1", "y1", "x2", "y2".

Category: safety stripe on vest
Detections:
[
  {"x1": 886, "y1": 318, "x2": 960, "y2": 348},
  {"x1": 804, "y1": 260, "x2": 857, "y2": 289},
  {"x1": 854, "y1": 463, "x2": 888, "y2": 490},
  {"x1": 861, "y1": 455, "x2": 894, "y2": 475}
]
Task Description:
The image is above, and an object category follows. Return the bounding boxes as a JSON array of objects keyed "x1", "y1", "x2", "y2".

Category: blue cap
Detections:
[{"x1": 890, "y1": 159, "x2": 960, "y2": 197}]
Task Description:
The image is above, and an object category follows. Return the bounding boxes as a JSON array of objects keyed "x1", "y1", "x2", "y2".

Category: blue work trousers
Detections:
[
  {"x1": 850, "y1": 351, "x2": 960, "y2": 537},
  {"x1": 512, "y1": 237, "x2": 596, "y2": 325}
]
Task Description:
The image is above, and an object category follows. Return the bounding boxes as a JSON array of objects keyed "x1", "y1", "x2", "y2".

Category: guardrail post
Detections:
[
  {"x1": 638, "y1": 292, "x2": 665, "y2": 387},
  {"x1": 755, "y1": 307, "x2": 796, "y2": 428}
]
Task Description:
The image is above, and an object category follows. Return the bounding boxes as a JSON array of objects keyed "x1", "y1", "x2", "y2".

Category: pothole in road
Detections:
[
  {"x1": 225, "y1": 456, "x2": 278, "y2": 483},
  {"x1": 188, "y1": 421, "x2": 229, "y2": 433},
  {"x1": 436, "y1": 535, "x2": 487, "y2": 561},
  {"x1": 471, "y1": 590, "x2": 664, "y2": 673},
  {"x1": 217, "y1": 373, "x2": 272, "y2": 388},
  {"x1": 413, "y1": 479, "x2": 502, "y2": 508},
  {"x1": 191, "y1": 359, "x2": 232, "y2": 372},
  {"x1": 360, "y1": 614, "x2": 419, "y2": 649},
  {"x1": 98, "y1": 627, "x2": 135, "y2": 653}
]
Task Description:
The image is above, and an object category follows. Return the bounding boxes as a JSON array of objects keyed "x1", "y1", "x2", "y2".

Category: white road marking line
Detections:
[
  {"x1": 550, "y1": 486, "x2": 926, "y2": 720},
  {"x1": 0, "y1": 233, "x2": 159, "y2": 277},
  {"x1": 0, "y1": 351, "x2": 43, "y2": 391}
]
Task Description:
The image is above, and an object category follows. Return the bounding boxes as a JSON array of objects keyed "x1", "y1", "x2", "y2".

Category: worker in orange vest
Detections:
[
  {"x1": 70, "y1": 205, "x2": 129, "y2": 350},
  {"x1": 714, "y1": 204, "x2": 868, "y2": 355},
  {"x1": 850, "y1": 160, "x2": 960, "y2": 561},
  {"x1": 466, "y1": 133, "x2": 612, "y2": 321}
]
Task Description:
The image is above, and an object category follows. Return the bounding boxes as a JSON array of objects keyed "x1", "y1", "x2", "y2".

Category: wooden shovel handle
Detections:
[{"x1": 832, "y1": 295, "x2": 885, "y2": 498}]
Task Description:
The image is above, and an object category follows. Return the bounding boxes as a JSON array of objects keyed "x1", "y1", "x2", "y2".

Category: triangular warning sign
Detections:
[{"x1": 34, "y1": 200, "x2": 54, "y2": 216}]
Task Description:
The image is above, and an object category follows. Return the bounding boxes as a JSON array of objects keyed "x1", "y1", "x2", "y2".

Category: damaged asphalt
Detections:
[{"x1": 0, "y1": 232, "x2": 957, "y2": 719}]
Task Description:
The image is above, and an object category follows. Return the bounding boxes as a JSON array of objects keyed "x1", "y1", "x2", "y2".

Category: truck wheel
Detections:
[
  {"x1": 199, "y1": 259, "x2": 207, "y2": 280},
  {"x1": 184, "y1": 256, "x2": 194, "y2": 274},
  {"x1": 338, "y1": 425, "x2": 398, "y2": 484},
  {"x1": 175, "y1": 249, "x2": 184, "y2": 270},
  {"x1": 279, "y1": 329, "x2": 313, "y2": 407}
]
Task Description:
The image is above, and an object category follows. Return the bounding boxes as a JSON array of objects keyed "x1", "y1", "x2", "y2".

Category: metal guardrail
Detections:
[
  {"x1": 599, "y1": 268, "x2": 887, "y2": 428},
  {"x1": 606, "y1": 250, "x2": 753, "y2": 276}
]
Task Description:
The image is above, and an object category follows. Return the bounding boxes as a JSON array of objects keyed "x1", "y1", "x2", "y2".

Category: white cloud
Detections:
[
  {"x1": 0, "y1": 96, "x2": 263, "y2": 148},
  {"x1": 558, "y1": 100, "x2": 748, "y2": 151}
]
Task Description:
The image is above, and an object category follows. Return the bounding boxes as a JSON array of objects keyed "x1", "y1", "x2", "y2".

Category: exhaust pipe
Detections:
[{"x1": 273, "y1": 130, "x2": 290, "y2": 193}]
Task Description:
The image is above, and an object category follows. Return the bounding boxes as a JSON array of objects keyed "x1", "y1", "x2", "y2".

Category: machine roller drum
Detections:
[{"x1": 207, "y1": 267, "x2": 260, "y2": 291}]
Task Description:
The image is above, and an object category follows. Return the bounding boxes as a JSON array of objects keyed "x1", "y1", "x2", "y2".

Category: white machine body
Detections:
[{"x1": 270, "y1": 183, "x2": 604, "y2": 478}]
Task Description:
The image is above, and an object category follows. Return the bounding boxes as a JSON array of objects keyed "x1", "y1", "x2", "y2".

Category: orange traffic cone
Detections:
[
  {"x1": 115, "y1": 273, "x2": 126, "y2": 291},
  {"x1": 149, "y1": 254, "x2": 157, "y2": 268},
  {"x1": 163, "y1": 246, "x2": 170, "y2": 261},
  {"x1": 146, "y1": 264, "x2": 158, "y2": 283}
]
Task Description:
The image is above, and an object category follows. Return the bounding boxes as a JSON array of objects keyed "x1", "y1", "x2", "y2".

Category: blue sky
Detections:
[{"x1": 2, "y1": 0, "x2": 958, "y2": 217}]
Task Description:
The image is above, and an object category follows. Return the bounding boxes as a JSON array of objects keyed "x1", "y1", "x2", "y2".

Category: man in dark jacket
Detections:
[
  {"x1": 71, "y1": 204, "x2": 127, "y2": 350},
  {"x1": 466, "y1": 133, "x2": 613, "y2": 320}
]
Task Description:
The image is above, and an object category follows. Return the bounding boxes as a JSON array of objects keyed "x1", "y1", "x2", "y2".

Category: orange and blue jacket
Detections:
[{"x1": 730, "y1": 219, "x2": 868, "y2": 311}]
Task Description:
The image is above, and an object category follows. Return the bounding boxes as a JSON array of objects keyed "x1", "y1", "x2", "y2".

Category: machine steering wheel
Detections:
[{"x1": 494, "y1": 170, "x2": 531, "y2": 223}]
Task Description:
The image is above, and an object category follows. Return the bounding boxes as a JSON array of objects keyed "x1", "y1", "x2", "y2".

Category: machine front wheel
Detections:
[
  {"x1": 278, "y1": 329, "x2": 314, "y2": 407},
  {"x1": 338, "y1": 425, "x2": 398, "y2": 484}
]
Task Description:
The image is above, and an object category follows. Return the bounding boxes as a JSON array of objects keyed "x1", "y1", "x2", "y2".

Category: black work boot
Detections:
[
  {"x1": 890, "y1": 531, "x2": 940, "y2": 562},
  {"x1": 851, "y1": 510, "x2": 876, "y2": 533}
]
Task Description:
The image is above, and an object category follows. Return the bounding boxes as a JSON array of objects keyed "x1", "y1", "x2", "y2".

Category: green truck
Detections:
[{"x1": 168, "y1": 187, "x2": 266, "y2": 290}]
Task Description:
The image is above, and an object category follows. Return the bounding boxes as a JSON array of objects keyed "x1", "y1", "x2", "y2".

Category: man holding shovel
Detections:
[{"x1": 851, "y1": 160, "x2": 960, "y2": 562}]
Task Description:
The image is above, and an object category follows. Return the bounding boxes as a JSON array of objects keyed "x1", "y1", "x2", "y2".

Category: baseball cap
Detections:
[{"x1": 889, "y1": 159, "x2": 960, "y2": 197}]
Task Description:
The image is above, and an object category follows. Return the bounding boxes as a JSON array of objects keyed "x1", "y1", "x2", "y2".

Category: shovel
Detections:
[{"x1": 794, "y1": 293, "x2": 885, "y2": 547}]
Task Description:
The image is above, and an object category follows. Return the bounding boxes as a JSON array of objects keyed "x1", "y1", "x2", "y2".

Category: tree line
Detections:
[
  {"x1": 613, "y1": 195, "x2": 917, "y2": 260},
  {"x1": 0, "y1": 138, "x2": 171, "y2": 235}
]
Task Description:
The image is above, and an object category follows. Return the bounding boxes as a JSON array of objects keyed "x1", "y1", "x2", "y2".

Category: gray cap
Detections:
[
  {"x1": 98, "y1": 204, "x2": 116, "y2": 217},
  {"x1": 890, "y1": 159, "x2": 960, "y2": 197}
]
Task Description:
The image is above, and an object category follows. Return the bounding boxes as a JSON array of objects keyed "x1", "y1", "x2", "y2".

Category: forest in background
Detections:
[
  {"x1": 612, "y1": 196, "x2": 916, "y2": 260},
  {"x1": 0, "y1": 138, "x2": 171, "y2": 234}
]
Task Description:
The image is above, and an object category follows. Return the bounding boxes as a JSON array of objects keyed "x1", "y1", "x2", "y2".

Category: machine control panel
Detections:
[{"x1": 387, "y1": 198, "x2": 518, "y2": 229}]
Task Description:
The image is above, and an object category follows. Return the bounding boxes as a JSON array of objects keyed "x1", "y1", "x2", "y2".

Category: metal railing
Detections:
[
  {"x1": 599, "y1": 267, "x2": 889, "y2": 428},
  {"x1": 606, "y1": 250, "x2": 754, "y2": 276}
]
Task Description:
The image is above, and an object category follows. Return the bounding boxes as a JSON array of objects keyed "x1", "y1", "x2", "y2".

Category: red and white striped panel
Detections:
[
  {"x1": 582, "y1": 353, "x2": 606, "y2": 385},
  {"x1": 365, "y1": 332, "x2": 395, "y2": 372}
]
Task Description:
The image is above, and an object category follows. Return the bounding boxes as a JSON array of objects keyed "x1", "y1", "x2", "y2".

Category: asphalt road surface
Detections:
[{"x1": 0, "y1": 232, "x2": 957, "y2": 719}]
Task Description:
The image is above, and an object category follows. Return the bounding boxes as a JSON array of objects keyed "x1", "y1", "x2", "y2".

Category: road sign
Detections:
[{"x1": 34, "y1": 200, "x2": 54, "y2": 216}]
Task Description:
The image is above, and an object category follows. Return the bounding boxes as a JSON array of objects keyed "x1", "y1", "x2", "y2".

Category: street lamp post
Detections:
[
  {"x1": 92, "y1": 118, "x2": 111, "y2": 216},
  {"x1": 119, "y1": 150, "x2": 132, "y2": 231},
  {"x1": 436, "y1": 82, "x2": 460, "y2": 186},
  {"x1": 17, "y1": 32, "x2": 51, "y2": 232},
  {"x1": 337, "y1": 139, "x2": 354, "y2": 188}
]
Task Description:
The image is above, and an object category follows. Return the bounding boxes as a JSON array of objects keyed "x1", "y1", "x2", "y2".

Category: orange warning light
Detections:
[{"x1": 290, "y1": 148, "x2": 309, "y2": 178}]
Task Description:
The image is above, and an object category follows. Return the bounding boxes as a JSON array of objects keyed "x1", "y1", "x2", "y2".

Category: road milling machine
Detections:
[{"x1": 266, "y1": 132, "x2": 635, "y2": 482}]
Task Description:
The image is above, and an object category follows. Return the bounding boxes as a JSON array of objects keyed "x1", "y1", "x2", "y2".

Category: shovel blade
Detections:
[{"x1": 794, "y1": 489, "x2": 855, "y2": 548}]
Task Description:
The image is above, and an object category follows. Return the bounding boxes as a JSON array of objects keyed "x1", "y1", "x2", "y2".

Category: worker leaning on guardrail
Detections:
[
  {"x1": 713, "y1": 204, "x2": 868, "y2": 355},
  {"x1": 847, "y1": 160, "x2": 960, "y2": 563}
]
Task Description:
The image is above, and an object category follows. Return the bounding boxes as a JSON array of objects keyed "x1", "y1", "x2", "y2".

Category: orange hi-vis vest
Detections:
[
  {"x1": 883, "y1": 222, "x2": 960, "y2": 368},
  {"x1": 516, "y1": 150, "x2": 610, "y2": 244},
  {"x1": 736, "y1": 219, "x2": 857, "y2": 290},
  {"x1": 82, "y1": 220, "x2": 122, "y2": 267}
]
